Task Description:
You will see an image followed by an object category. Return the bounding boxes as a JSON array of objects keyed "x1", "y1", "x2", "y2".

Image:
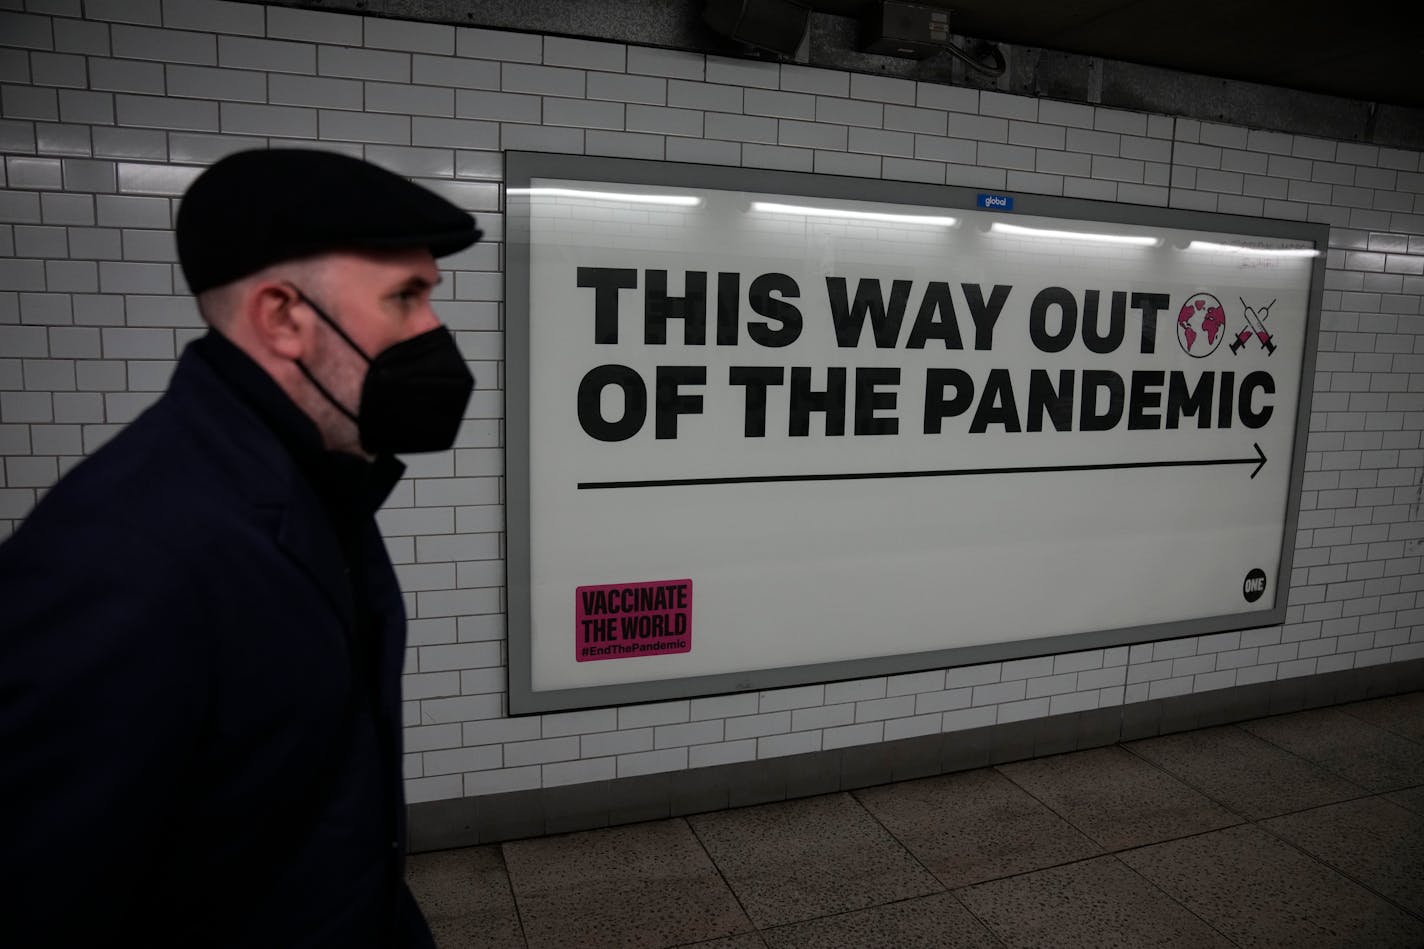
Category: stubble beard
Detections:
[{"x1": 305, "y1": 323, "x2": 370, "y2": 458}]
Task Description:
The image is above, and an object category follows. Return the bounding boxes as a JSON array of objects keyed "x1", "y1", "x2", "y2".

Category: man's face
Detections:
[
  {"x1": 318, "y1": 246, "x2": 442, "y2": 355},
  {"x1": 301, "y1": 246, "x2": 444, "y2": 455}
]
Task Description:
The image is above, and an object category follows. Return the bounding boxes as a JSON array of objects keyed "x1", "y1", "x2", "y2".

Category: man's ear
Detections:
[{"x1": 246, "y1": 281, "x2": 308, "y2": 361}]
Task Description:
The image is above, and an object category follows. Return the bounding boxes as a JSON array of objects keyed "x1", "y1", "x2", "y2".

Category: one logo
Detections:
[
  {"x1": 1176, "y1": 292, "x2": 1227, "y2": 356},
  {"x1": 977, "y1": 193, "x2": 1014, "y2": 211},
  {"x1": 1229, "y1": 297, "x2": 1276, "y2": 355},
  {"x1": 1242, "y1": 568, "x2": 1267, "y2": 603}
]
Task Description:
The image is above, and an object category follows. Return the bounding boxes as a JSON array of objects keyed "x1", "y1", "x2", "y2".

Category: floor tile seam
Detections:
[
  {"x1": 665, "y1": 931, "x2": 770, "y2": 949},
  {"x1": 1336, "y1": 693, "x2": 1424, "y2": 746},
  {"x1": 1246, "y1": 703, "x2": 1411, "y2": 747},
  {"x1": 937, "y1": 891, "x2": 1013, "y2": 949},
  {"x1": 1251, "y1": 785, "x2": 1393, "y2": 823},
  {"x1": 503, "y1": 814, "x2": 760, "y2": 948},
  {"x1": 486, "y1": 705, "x2": 1422, "y2": 940},
  {"x1": 1116, "y1": 734, "x2": 1379, "y2": 824},
  {"x1": 1249, "y1": 805, "x2": 1424, "y2": 923},
  {"x1": 845, "y1": 779, "x2": 1123, "y2": 945},
  {"x1": 945, "y1": 849, "x2": 1250, "y2": 949},
  {"x1": 1086, "y1": 791, "x2": 1422, "y2": 864},
  {"x1": 1322, "y1": 708, "x2": 1424, "y2": 755},
  {"x1": 1119, "y1": 814, "x2": 1424, "y2": 931},
  {"x1": 907, "y1": 887, "x2": 1013, "y2": 949},
  {"x1": 1384, "y1": 783, "x2": 1424, "y2": 816},
  {"x1": 987, "y1": 760, "x2": 1116, "y2": 850},
  {"x1": 991, "y1": 747, "x2": 1242, "y2": 852},
  {"x1": 942, "y1": 849, "x2": 1116, "y2": 890},
  {"x1": 1338, "y1": 712, "x2": 1424, "y2": 748},
  {"x1": 845, "y1": 785, "x2": 955, "y2": 899},
  {"x1": 491, "y1": 842, "x2": 535, "y2": 949},
  {"x1": 943, "y1": 823, "x2": 1251, "y2": 892},
  {"x1": 681, "y1": 813, "x2": 768, "y2": 938},
  {"x1": 685, "y1": 790, "x2": 956, "y2": 934},
  {"x1": 1116, "y1": 738, "x2": 1270, "y2": 825},
  {"x1": 745, "y1": 888, "x2": 1011, "y2": 947},
  {"x1": 1096, "y1": 850, "x2": 1252, "y2": 949},
  {"x1": 866, "y1": 788, "x2": 1108, "y2": 867},
  {"x1": 1223, "y1": 719, "x2": 1379, "y2": 788}
]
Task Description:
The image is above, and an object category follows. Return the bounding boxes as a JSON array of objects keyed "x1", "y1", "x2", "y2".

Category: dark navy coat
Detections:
[{"x1": 0, "y1": 333, "x2": 434, "y2": 948}]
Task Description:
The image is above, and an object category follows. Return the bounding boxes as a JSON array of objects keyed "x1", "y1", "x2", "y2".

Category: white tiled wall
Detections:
[{"x1": 3, "y1": 0, "x2": 1423, "y2": 806}]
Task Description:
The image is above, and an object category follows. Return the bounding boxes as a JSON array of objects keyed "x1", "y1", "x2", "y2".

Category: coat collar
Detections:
[
  {"x1": 188, "y1": 331, "x2": 404, "y2": 508},
  {"x1": 175, "y1": 332, "x2": 406, "y2": 623}
]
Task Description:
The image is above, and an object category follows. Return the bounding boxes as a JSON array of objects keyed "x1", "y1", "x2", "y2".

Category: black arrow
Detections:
[{"x1": 578, "y1": 442, "x2": 1268, "y2": 489}]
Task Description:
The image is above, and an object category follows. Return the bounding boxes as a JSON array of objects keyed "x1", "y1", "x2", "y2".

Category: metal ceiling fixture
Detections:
[
  {"x1": 702, "y1": 0, "x2": 813, "y2": 58},
  {"x1": 858, "y1": 1, "x2": 1005, "y2": 76}
]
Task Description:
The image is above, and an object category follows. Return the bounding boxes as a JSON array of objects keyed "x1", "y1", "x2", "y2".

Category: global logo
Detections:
[{"x1": 1176, "y1": 291, "x2": 1227, "y2": 357}]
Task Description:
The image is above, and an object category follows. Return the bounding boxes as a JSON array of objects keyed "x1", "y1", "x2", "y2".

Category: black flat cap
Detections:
[{"x1": 176, "y1": 148, "x2": 481, "y2": 294}]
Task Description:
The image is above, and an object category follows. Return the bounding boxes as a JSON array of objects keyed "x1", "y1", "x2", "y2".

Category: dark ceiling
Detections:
[
  {"x1": 259, "y1": 0, "x2": 1423, "y2": 145},
  {"x1": 811, "y1": 0, "x2": 1424, "y2": 108}
]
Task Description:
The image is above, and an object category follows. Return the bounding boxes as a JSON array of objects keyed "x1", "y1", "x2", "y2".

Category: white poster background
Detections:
[{"x1": 518, "y1": 175, "x2": 1317, "y2": 694}]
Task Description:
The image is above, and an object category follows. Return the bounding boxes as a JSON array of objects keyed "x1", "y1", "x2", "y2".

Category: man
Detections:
[{"x1": 0, "y1": 149, "x2": 480, "y2": 946}]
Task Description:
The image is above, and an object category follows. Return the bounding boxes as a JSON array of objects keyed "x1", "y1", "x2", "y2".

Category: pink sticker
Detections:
[{"x1": 576, "y1": 579, "x2": 693, "y2": 662}]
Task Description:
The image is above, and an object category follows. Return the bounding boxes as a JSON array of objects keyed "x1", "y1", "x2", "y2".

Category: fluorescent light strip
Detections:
[
  {"x1": 752, "y1": 201, "x2": 957, "y2": 227},
  {"x1": 506, "y1": 187, "x2": 701, "y2": 206},
  {"x1": 1187, "y1": 240, "x2": 1320, "y2": 258},
  {"x1": 990, "y1": 221, "x2": 1160, "y2": 246}
]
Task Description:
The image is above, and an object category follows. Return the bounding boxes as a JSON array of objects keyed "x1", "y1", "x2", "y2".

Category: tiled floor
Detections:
[{"x1": 407, "y1": 692, "x2": 1424, "y2": 948}]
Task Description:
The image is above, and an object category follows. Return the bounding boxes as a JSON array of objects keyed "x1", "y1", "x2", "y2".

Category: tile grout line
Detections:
[
  {"x1": 1117, "y1": 722, "x2": 1372, "y2": 820},
  {"x1": 417, "y1": 699, "x2": 1424, "y2": 943},
  {"x1": 684, "y1": 790, "x2": 995, "y2": 943},
  {"x1": 1115, "y1": 707, "x2": 1424, "y2": 927},
  {"x1": 494, "y1": 841, "x2": 535, "y2": 949},
  {"x1": 843, "y1": 786, "x2": 1012, "y2": 947},
  {"x1": 982, "y1": 745, "x2": 1256, "y2": 946},
  {"x1": 1235, "y1": 705, "x2": 1415, "y2": 788},
  {"x1": 1249, "y1": 794, "x2": 1424, "y2": 924},
  {"x1": 749, "y1": 890, "x2": 1012, "y2": 949},
  {"x1": 856, "y1": 758, "x2": 1236, "y2": 944},
  {"x1": 679, "y1": 814, "x2": 765, "y2": 942},
  {"x1": 1116, "y1": 717, "x2": 1424, "y2": 841},
  {"x1": 989, "y1": 754, "x2": 1123, "y2": 851},
  {"x1": 765, "y1": 757, "x2": 1424, "y2": 909},
  {"x1": 1099, "y1": 849, "x2": 1251, "y2": 949},
  {"x1": 1336, "y1": 701, "x2": 1424, "y2": 747},
  {"x1": 1126, "y1": 729, "x2": 1392, "y2": 823},
  {"x1": 844, "y1": 785, "x2": 950, "y2": 896}
]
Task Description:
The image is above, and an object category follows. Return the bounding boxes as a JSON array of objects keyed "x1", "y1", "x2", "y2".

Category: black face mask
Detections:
[{"x1": 292, "y1": 289, "x2": 474, "y2": 455}]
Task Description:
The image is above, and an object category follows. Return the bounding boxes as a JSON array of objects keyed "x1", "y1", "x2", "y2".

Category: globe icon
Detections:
[{"x1": 1176, "y1": 291, "x2": 1227, "y2": 357}]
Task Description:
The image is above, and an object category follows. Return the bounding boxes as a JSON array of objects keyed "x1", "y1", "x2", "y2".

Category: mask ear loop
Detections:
[
  {"x1": 291, "y1": 287, "x2": 374, "y2": 365},
  {"x1": 289, "y1": 286, "x2": 371, "y2": 427}
]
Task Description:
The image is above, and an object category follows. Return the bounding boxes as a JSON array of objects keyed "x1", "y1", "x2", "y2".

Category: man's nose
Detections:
[{"x1": 411, "y1": 304, "x2": 441, "y2": 336}]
